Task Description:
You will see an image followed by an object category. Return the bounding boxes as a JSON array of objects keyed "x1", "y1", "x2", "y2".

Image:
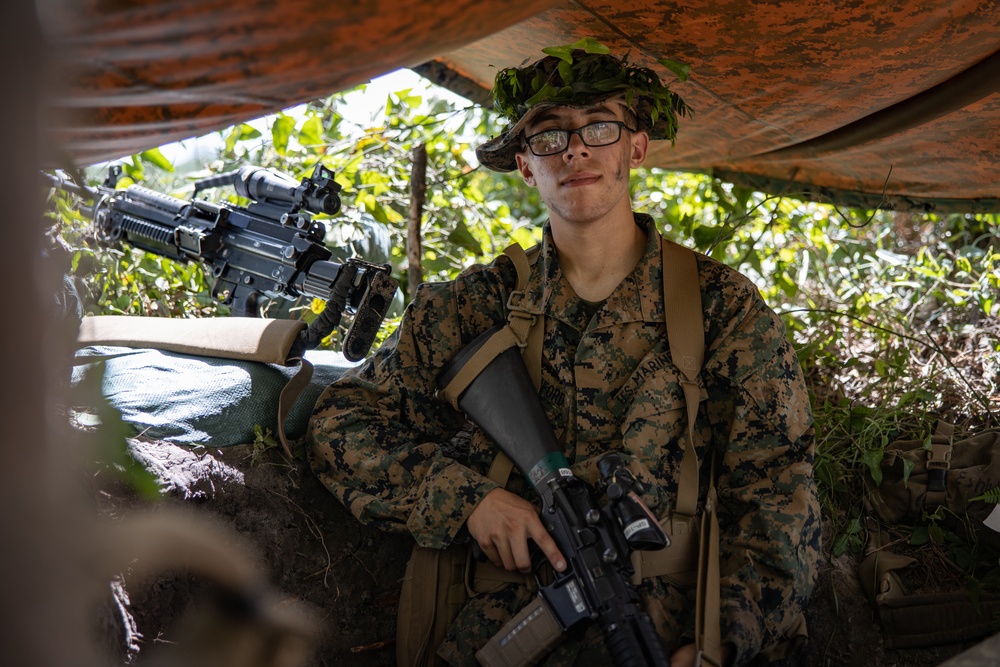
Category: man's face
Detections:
[{"x1": 514, "y1": 102, "x2": 648, "y2": 228}]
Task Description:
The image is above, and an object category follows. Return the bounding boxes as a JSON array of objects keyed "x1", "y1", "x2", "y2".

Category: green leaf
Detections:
[
  {"x1": 831, "y1": 533, "x2": 849, "y2": 557},
  {"x1": 542, "y1": 38, "x2": 610, "y2": 63},
  {"x1": 970, "y1": 486, "x2": 1000, "y2": 504},
  {"x1": 692, "y1": 224, "x2": 719, "y2": 249},
  {"x1": 139, "y1": 147, "x2": 174, "y2": 172},
  {"x1": 863, "y1": 448, "x2": 884, "y2": 486},
  {"x1": 399, "y1": 90, "x2": 423, "y2": 110},
  {"x1": 298, "y1": 117, "x2": 325, "y2": 151},
  {"x1": 542, "y1": 46, "x2": 573, "y2": 63},
  {"x1": 901, "y1": 457, "x2": 914, "y2": 488},
  {"x1": 569, "y1": 37, "x2": 610, "y2": 55},
  {"x1": 910, "y1": 526, "x2": 929, "y2": 546},
  {"x1": 447, "y1": 219, "x2": 483, "y2": 256},
  {"x1": 239, "y1": 123, "x2": 262, "y2": 140},
  {"x1": 659, "y1": 58, "x2": 691, "y2": 82},
  {"x1": 224, "y1": 127, "x2": 239, "y2": 154},
  {"x1": 774, "y1": 271, "x2": 798, "y2": 298},
  {"x1": 271, "y1": 114, "x2": 296, "y2": 156}
]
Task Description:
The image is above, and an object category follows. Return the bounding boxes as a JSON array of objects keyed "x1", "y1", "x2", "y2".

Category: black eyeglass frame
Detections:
[{"x1": 521, "y1": 120, "x2": 638, "y2": 157}]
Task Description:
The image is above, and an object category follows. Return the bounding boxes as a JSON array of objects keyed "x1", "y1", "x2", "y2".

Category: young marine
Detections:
[{"x1": 308, "y1": 43, "x2": 821, "y2": 666}]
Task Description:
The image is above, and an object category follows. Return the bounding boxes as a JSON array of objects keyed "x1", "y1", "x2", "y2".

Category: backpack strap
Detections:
[
  {"x1": 439, "y1": 243, "x2": 541, "y2": 405},
  {"x1": 659, "y1": 239, "x2": 721, "y2": 666},
  {"x1": 661, "y1": 239, "x2": 705, "y2": 521}
]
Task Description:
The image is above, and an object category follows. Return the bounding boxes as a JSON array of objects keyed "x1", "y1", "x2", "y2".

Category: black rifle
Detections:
[
  {"x1": 438, "y1": 326, "x2": 672, "y2": 667},
  {"x1": 47, "y1": 164, "x2": 398, "y2": 361}
]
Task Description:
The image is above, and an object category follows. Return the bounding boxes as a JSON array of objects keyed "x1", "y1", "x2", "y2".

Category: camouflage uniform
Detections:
[{"x1": 308, "y1": 214, "x2": 821, "y2": 666}]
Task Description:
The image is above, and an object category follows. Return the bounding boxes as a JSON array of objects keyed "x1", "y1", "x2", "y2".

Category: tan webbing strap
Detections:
[
  {"x1": 276, "y1": 357, "x2": 315, "y2": 459},
  {"x1": 486, "y1": 452, "x2": 516, "y2": 490},
  {"x1": 438, "y1": 326, "x2": 522, "y2": 411},
  {"x1": 439, "y1": 243, "x2": 541, "y2": 412},
  {"x1": 77, "y1": 315, "x2": 312, "y2": 459},
  {"x1": 660, "y1": 240, "x2": 721, "y2": 666},
  {"x1": 661, "y1": 241, "x2": 705, "y2": 521},
  {"x1": 502, "y1": 243, "x2": 543, "y2": 389},
  {"x1": 502, "y1": 243, "x2": 531, "y2": 291},
  {"x1": 695, "y1": 463, "x2": 722, "y2": 666}
]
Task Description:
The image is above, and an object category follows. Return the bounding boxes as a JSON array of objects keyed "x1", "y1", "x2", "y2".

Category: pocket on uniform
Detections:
[{"x1": 612, "y1": 371, "x2": 694, "y2": 464}]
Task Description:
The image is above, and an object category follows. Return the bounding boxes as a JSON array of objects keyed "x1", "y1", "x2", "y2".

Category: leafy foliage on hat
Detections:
[{"x1": 491, "y1": 38, "x2": 690, "y2": 143}]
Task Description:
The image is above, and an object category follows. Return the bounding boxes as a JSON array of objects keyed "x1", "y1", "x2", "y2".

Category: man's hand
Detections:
[{"x1": 466, "y1": 488, "x2": 566, "y2": 574}]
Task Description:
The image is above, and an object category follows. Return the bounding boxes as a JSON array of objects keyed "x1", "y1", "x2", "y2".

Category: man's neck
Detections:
[{"x1": 549, "y1": 204, "x2": 647, "y2": 302}]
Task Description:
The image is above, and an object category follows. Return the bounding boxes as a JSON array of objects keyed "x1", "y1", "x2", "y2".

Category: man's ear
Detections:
[
  {"x1": 629, "y1": 131, "x2": 649, "y2": 168},
  {"x1": 515, "y1": 153, "x2": 536, "y2": 186}
]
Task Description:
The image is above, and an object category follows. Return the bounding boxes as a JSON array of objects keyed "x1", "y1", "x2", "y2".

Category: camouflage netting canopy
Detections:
[{"x1": 40, "y1": 0, "x2": 1000, "y2": 213}]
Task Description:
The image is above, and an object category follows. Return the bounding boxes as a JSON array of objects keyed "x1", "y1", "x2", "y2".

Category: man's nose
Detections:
[{"x1": 563, "y1": 131, "x2": 591, "y2": 161}]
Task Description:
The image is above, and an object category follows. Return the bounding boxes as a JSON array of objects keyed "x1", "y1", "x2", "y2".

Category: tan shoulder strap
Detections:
[
  {"x1": 660, "y1": 239, "x2": 722, "y2": 666},
  {"x1": 503, "y1": 243, "x2": 544, "y2": 390},
  {"x1": 439, "y1": 243, "x2": 542, "y2": 486},
  {"x1": 660, "y1": 240, "x2": 704, "y2": 520},
  {"x1": 76, "y1": 315, "x2": 312, "y2": 460}
]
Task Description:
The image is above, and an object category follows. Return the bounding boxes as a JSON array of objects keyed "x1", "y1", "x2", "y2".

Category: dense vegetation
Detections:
[{"x1": 47, "y1": 78, "x2": 1000, "y2": 600}]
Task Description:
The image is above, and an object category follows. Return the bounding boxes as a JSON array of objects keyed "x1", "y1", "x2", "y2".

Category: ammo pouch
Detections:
[{"x1": 861, "y1": 423, "x2": 1000, "y2": 648}]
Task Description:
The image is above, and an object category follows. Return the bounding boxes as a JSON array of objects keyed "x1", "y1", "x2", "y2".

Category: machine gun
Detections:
[
  {"x1": 438, "y1": 326, "x2": 672, "y2": 667},
  {"x1": 47, "y1": 164, "x2": 398, "y2": 361}
]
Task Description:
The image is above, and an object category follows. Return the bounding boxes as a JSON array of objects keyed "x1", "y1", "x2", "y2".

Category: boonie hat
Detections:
[{"x1": 476, "y1": 38, "x2": 690, "y2": 172}]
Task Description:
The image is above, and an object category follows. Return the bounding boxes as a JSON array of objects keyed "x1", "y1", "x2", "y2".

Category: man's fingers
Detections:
[
  {"x1": 467, "y1": 488, "x2": 565, "y2": 573},
  {"x1": 529, "y1": 524, "x2": 566, "y2": 572},
  {"x1": 510, "y1": 534, "x2": 534, "y2": 574}
]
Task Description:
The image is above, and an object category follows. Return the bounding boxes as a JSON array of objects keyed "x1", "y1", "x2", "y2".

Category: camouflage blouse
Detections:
[{"x1": 308, "y1": 214, "x2": 821, "y2": 666}]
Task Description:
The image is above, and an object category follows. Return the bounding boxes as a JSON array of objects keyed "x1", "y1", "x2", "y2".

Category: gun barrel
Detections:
[{"x1": 125, "y1": 185, "x2": 190, "y2": 215}]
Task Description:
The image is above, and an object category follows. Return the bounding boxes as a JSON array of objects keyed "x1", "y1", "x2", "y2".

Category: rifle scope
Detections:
[{"x1": 234, "y1": 166, "x2": 341, "y2": 216}]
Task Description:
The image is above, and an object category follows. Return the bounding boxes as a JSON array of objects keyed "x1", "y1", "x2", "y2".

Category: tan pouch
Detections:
[
  {"x1": 396, "y1": 543, "x2": 471, "y2": 667},
  {"x1": 631, "y1": 513, "x2": 699, "y2": 587}
]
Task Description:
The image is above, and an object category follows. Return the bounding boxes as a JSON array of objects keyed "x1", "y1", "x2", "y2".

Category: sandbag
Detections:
[{"x1": 72, "y1": 345, "x2": 358, "y2": 447}]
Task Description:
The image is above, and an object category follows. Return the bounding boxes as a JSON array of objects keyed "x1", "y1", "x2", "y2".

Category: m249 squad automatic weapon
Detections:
[
  {"x1": 48, "y1": 163, "x2": 398, "y2": 361},
  {"x1": 439, "y1": 326, "x2": 672, "y2": 667}
]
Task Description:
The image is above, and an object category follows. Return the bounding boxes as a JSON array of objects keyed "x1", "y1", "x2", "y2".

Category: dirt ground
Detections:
[{"x1": 90, "y1": 436, "x2": 989, "y2": 667}]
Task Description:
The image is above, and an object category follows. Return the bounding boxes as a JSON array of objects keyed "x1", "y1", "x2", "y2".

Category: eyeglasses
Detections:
[{"x1": 523, "y1": 120, "x2": 637, "y2": 157}]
